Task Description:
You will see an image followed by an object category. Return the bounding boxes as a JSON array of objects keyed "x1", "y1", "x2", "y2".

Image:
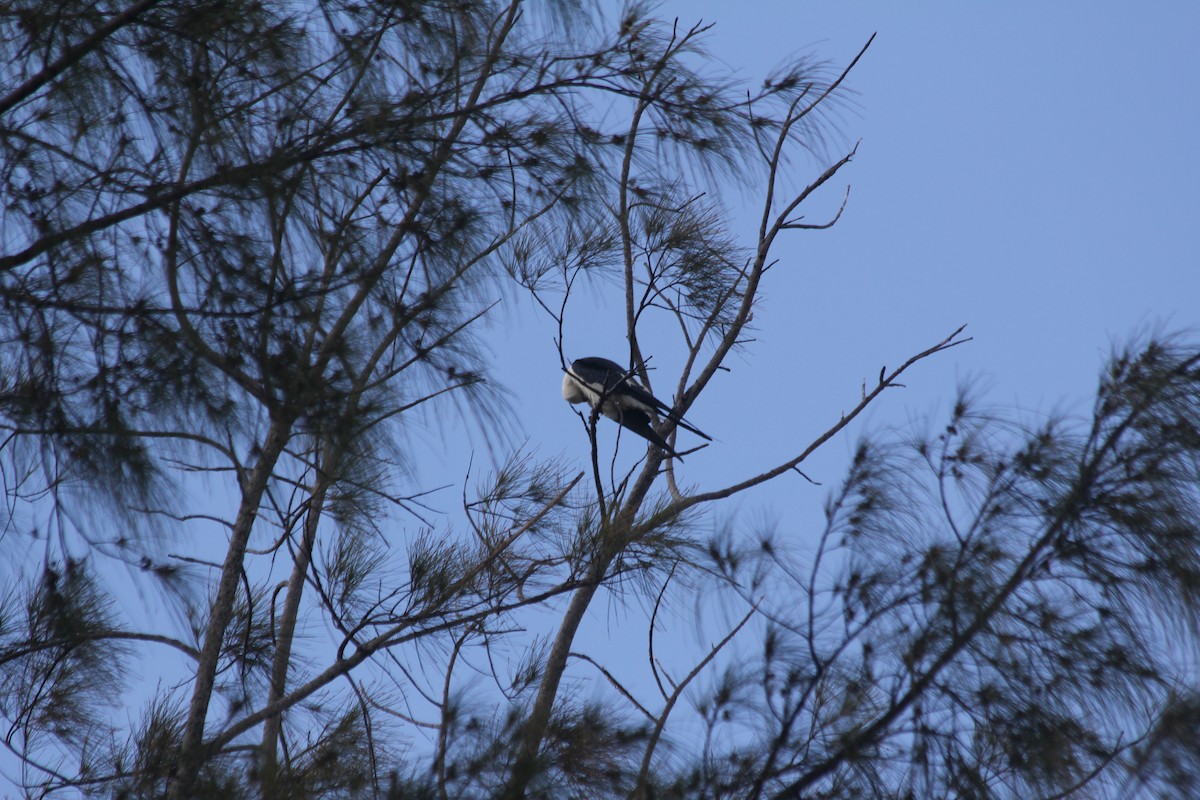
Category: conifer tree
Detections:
[{"x1": 3, "y1": 3, "x2": 1200, "y2": 799}]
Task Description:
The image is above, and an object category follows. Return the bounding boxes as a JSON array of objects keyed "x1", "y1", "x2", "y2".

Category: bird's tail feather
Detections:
[
  {"x1": 665, "y1": 412, "x2": 711, "y2": 442},
  {"x1": 617, "y1": 411, "x2": 684, "y2": 460}
]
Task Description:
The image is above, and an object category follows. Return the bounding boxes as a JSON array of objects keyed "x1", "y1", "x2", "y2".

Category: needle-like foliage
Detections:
[
  {"x1": 4, "y1": 3, "x2": 1199, "y2": 800},
  {"x1": 689, "y1": 338, "x2": 1200, "y2": 799}
]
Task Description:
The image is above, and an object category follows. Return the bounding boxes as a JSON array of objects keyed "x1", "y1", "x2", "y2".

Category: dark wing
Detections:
[
  {"x1": 570, "y1": 357, "x2": 630, "y2": 395},
  {"x1": 571, "y1": 357, "x2": 673, "y2": 414},
  {"x1": 571, "y1": 357, "x2": 711, "y2": 442},
  {"x1": 610, "y1": 407, "x2": 683, "y2": 460}
]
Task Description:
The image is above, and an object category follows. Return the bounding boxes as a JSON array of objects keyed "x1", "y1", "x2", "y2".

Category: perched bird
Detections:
[{"x1": 561, "y1": 356, "x2": 711, "y2": 459}]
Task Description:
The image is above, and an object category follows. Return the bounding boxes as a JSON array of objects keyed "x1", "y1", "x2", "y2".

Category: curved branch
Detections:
[
  {"x1": 0, "y1": 629, "x2": 200, "y2": 664},
  {"x1": 0, "y1": 0, "x2": 165, "y2": 116}
]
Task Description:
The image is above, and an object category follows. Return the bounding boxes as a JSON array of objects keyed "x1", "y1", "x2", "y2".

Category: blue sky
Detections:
[
  {"x1": 663, "y1": 0, "x2": 1200, "y2": 409},
  {"x1": 496, "y1": 1, "x2": 1200, "y2": 489},
  {"x1": 473, "y1": 1, "x2": 1200, "y2": 711},
  {"x1": 5, "y1": 2, "x2": 1199, "y2": 790}
]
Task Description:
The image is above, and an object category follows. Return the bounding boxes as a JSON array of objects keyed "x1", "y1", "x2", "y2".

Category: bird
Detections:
[{"x1": 561, "y1": 356, "x2": 711, "y2": 459}]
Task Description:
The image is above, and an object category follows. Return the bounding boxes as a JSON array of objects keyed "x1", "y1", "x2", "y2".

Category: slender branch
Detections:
[
  {"x1": 168, "y1": 418, "x2": 293, "y2": 799},
  {"x1": 770, "y1": 352, "x2": 1200, "y2": 797},
  {"x1": 650, "y1": 326, "x2": 970, "y2": 529},
  {"x1": 567, "y1": 652, "x2": 654, "y2": 721},
  {"x1": 0, "y1": 629, "x2": 200, "y2": 664},
  {"x1": 633, "y1": 603, "x2": 758, "y2": 800},
  {"x1": 0, "y1": 0, "x2": 165, "y2": 116}
]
